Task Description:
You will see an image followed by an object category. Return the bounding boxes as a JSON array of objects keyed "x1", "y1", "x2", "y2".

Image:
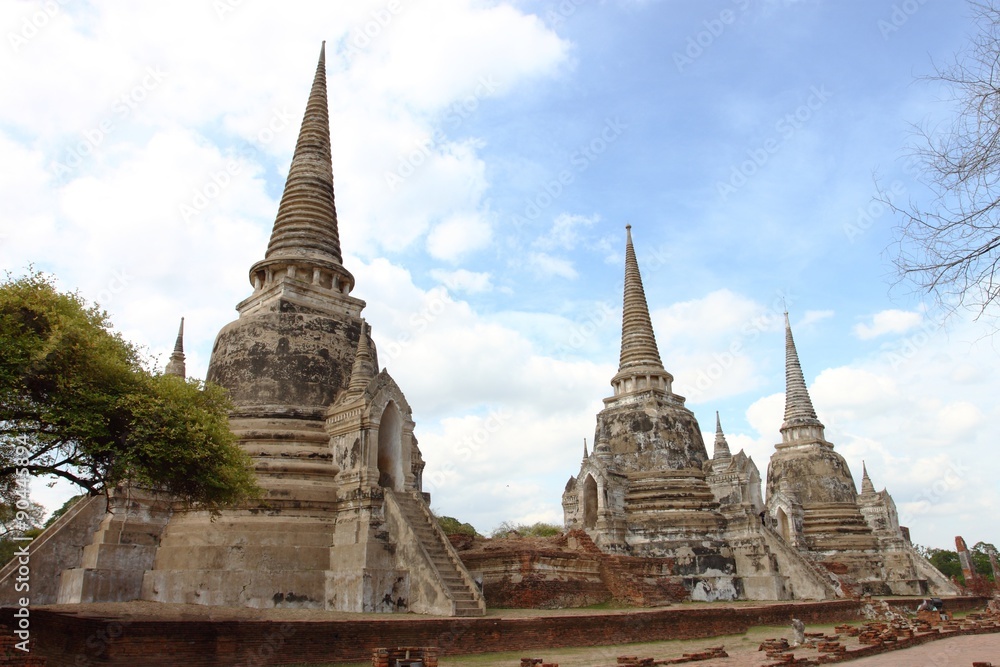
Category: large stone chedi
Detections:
[
  {"x1": 562, "y1": 226, "x2": 739, "y2": 601},
  {"x1": 13, "y1": 44, "x2": 484, "y2": 617},
  {"x1": 764, "y1": 315, "x2": 947, "y2": 596}
]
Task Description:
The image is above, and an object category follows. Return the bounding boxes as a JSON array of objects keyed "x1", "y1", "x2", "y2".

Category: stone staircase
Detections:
[
  {"x1": 758, "y1": 522, "x2": 842, "y2": 599},
  {"x1": 391, "y1": 491, "x2": 485, "y2": 616},
  {"x1": 904, "y1": 542, "x2": 961, "y2": 596}
]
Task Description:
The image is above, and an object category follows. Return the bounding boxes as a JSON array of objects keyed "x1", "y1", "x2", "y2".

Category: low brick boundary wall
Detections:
[{"x1": 1, "y1": 597, "x2": 987, "y2": 667}]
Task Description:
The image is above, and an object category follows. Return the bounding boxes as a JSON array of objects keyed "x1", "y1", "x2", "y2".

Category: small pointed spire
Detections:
[
  {"x1": 173, "y1": 318, "x2": 184, "y2": 353},
  {"x1": 780, "y1": 312, "x2": 825, "y2": 442},
  {"x1": 344, "y1": 320, "x2": 376, "y2": 396},
  {"x1": 583, "y1": 438, "x2": 589, "y2": 459},
  {"x1": 164, "y1": 317, "x2": 186, "y2": 378},
  {"x1": 713, "y1": 411, "x2": 731, "y2": 460},
  {"x1": 860, "y1": 461, "x2": 876, "y2": 495}
]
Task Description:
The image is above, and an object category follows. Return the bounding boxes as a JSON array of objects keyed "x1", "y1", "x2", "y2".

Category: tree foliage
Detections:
[
  {"x1": 0, "y1": 271, "x2": 259, "y2": 512},
  {"x1": 883, "y1": 1, "x2": 1000, "y2": 319},
  {"x1": 436, "y1": 515, "x2": 480, "y2": 537},
  {"x1": 490, "y1": 520, "x2": 562, "y2": 538},
  {"x1": 0, "y1": 498, "x2": 45, "y2": 567},
  {"x1": 918, "y1": 541, "x2": 998, "y2": 585}
]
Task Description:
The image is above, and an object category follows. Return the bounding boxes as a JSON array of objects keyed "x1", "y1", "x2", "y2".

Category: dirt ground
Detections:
[{"x1": 312, "y1": 621, "x2": 1000, "y2": 667}]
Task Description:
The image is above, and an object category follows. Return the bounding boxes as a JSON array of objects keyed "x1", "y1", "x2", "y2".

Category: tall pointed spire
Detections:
[
  {"x1": 860, "y1": 461, "x2": 876, "y2": 495},
  {"x1": 779, "y1": 312, "x2": 825, "y2": 444},
  {"x1": 609, "y1": 225, "x2": 673, "y2": 398},
  {"x1": 713, "y1": 411, "x2": 731, "y2": 460},
  {"x1": 164, "y1": 317, "x2": 186, "y2": 378},
  {"x1": 618, "y1": 225, "x2": 664, "y2": 372},
  {"x1": 583, "y1": 438, "x2": 589, "y2": 459},
  {"x1": 248, "y1": 42, "x2": 355, "y2": 298},
  {"x1": 344, "y1": 320, "x2": 376, "y2": 397}
]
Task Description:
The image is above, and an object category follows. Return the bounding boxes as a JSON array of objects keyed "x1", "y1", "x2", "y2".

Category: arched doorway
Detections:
[
  {"x1": 583, "y1": 474, "x2": 598, "y2": 529},
  {"x1": 377, "y1": 401, "x2": 403, "y2": 490},
  {"x1": 776, "y1": 507, "x2": 791, "y2": 542}
]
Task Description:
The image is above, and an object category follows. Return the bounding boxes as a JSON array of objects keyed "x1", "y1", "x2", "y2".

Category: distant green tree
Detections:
[
  {"x1": 972, "y1": 541, "x2": 998, "y2": 582},
  {"x1": 436, "y1": 515, "x2": 479, "y2": 537},
  {"x1": 927, "y1": 548, "x2": 964, "y2": 582},
  {"x1": 0, "y1": 271, "x2": 260, "y2": 512},
  {"x1": 43, "y1": 495, "x2": 84, "y2": 528},
  {"x1": 0, "y1": 499, "x2": 45, "y2": 567},
  {"x1": 490, "y1": 521, "x2": 562, "y2": 538}
]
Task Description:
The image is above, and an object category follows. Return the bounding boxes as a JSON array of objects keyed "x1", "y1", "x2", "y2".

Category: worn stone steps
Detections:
[{"x1": 392, "y1": 492, "x2": 484, "y2": 616}]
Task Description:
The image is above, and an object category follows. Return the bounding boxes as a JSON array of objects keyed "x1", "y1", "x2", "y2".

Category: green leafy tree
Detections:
[
  {"x1": 0, "y1": 499, "x2": 45, "y2": 566},
  {"x1": 436, "y1": 515, "x2": 479, "y2": 537},
  {"x1": 0, "y1": 271, "x2": 259, "y2": 512},
  {"x1": 490, "y1": 521, "x2": 562, "y2": 538},
  {"x1": 927, "y1": 548, "x2": 964, "y2": 582},
  {"x1": 972, "y1": 541, "x2": 998, "y2": 582},
  {"x1": 43, "y1": 494, "x2": 84, "y2": 528}
]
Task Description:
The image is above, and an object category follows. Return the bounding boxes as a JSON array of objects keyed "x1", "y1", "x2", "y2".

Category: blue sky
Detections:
[{"x1": 2, "y1": 0, "x2": 996, "y2": 551}]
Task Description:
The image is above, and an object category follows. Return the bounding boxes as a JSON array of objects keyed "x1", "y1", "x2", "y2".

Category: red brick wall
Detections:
[{"x1": 3, "y1": 597, "x2": 988, "y2": 667}]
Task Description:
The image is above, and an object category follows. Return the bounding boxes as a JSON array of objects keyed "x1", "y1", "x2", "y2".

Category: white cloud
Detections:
[
  {"x1": 426, "y1": 212, "x2": 493, "y2": 261},
  {"x1": 430, "y1": 268, "x2": 493, "y2": 294},
  {"x1": 534, "y1": 212, "x2": 599, "y2": 250},
  {"x1": 798, "y1": 309, "x2": 835, "y2": 328},
  {"x1": 527, "y1": 251, "x2": 578, "y2": 279},
  {"x1": 853, "y1": 309, "x2": 923, "y2": 339}
]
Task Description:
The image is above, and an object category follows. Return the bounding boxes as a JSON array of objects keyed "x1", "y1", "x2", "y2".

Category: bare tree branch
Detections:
[{"x1": 883, "y1": 1, "x2": 1000, "y2": 321}]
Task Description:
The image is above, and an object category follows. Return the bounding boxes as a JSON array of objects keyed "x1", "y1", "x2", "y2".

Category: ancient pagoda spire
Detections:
[
  {"x1": 248, "y1": 41, "x2": 355, "y2": 297},
  {"x1": 164, "y1": 317, "x2": 186, "y2": 378},
  {"x1": 618, "y1": 224, "x2": 663, "y2": 372},
  {"x1": 344, "y1": 320, "x2": 376, "y2": 396},
  {"x1": 713, "y1": 411, "x2": 731, "y2": 460},
  {"x1": 779, "y1": 312, "x2": 825, "y2": 444},
  {"x1": 860, "y1": 461, "x2": 876, "y2": 495},
  {"x1": 609, "y1": 225, "x2": 673, "y2": 398}
]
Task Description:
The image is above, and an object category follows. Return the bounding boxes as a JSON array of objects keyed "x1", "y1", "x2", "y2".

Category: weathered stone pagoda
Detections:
[
  {"x1": 764, "y1": 314, "x2": 957, "y2": 597},
  {"x1": 0, "y1": 43, "x2": 484, "y2": 616},
  {"x1": 562, "y1": 225, "x2": 741, "y2": 600}
]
